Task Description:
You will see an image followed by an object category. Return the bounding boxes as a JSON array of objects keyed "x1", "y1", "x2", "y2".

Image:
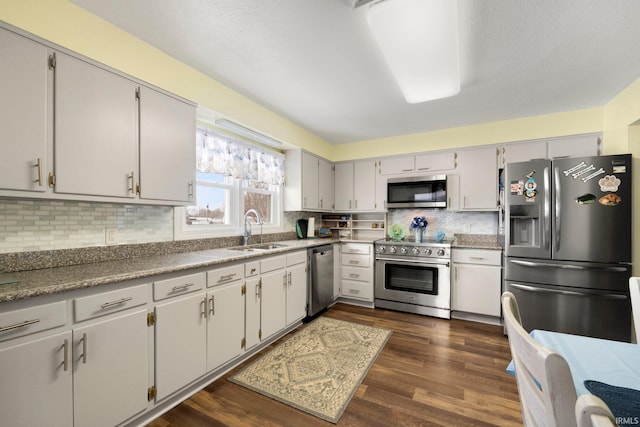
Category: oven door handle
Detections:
[{"x1": 376, "y1": 257, "x2": 449, "y2": 267}]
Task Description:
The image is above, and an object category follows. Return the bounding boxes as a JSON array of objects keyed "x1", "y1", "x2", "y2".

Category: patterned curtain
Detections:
[{"x1": 196, "y1": 127, "x2": 285, "y2": 185}]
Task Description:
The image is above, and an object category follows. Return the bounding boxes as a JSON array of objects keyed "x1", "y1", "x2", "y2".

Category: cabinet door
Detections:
[
  {"x1": 500, "y1": 141, "x2": 547, "y2": 167},
  {"x1": 301, "y1": 152, "x2": 319, "y2": 209},
  {"x1": 415, "y1": 152, "x2": 457, "y2": 173},
  {"x1": 155, "y1": 293, "x2": 207, "y2": 401},
  {"x1": 139, "y1": 86, "x2": 196, "y2": 203},
  {"x1": 260, "y1": 269, "x2": 286, "y2": 341},
  {"x1": 547, "y1": 134, "x2": 600, "y2": 159},
  {"x1": 206, "y1": 283, "x2": 245, "y2": 371},
  {"x1": 318, "y1": 158, "x2": 334, "y2": 210},
  {"x1": 458, "y1": 147, "x2": 498, "y2": 210},
  {"x1": 286, "y1": 263, "x2": 307, "y2": 326},
  {"x1": 0, "y1": 331, "x2": 73, "y2": 427},
  {"x1": 0, "y1": 28, "x2": 48, "y2": 192},
  {"x1": 452, "y1": 264, "x2": 501, "y2": 316},
  {"x1": 54, "y1": 52, "x2": 138, "y2": 198},
  {"x1": 245, "y1": 277, "x2": 261, "y2": 350},
  {"x1": 378, "y1": 156, "x2": 414, "y2": 175},
  {"x1": 334, "y1": 162, "x2": 354, "y2": 211},
  {"x1": 353, "y1": 159, "x2": 376, "y2": 210},
  {"x1": 73, "y1": 309, "x2": 148, "y2": 427}
]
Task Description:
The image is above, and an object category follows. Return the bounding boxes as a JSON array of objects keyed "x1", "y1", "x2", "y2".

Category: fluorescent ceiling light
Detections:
[
  {"x1": 215, "y1": 119, "x2": 283, "y2": 148},
  {"x1": 367, "y1": 0, "x2": 460, "y2": 103}
]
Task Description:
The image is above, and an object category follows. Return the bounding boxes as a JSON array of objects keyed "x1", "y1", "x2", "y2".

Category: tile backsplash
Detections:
[
  {"x1": 387, "y1": 208, "x2": 498, "y2": 239},
  {"x1": 0, "y1": 200, "x2": 174, "y2": 253}
]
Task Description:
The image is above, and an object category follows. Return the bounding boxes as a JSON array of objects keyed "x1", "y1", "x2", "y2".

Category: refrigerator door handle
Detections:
[
  {"x1": 509, "y1": 259, "x2": 629, "y2": 272},
  {"x1": 509, "y1": 283, "x2": 628, "y2": 300},
  {"x1": 543, "y1": 166, "x2": 550, "y2": 249},
  {"x1": 554, "y1": 167, "x2": 561, "y2": 252}
]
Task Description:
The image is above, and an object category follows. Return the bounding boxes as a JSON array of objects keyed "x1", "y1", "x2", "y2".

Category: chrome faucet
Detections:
[{"x1": 242, "y1": 209, "x2": 263, "y2": 246}]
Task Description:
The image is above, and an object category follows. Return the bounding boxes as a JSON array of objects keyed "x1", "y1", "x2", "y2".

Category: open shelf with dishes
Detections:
[{"x1": 321, "y1": 212, "x2": 385, "y2": 241}]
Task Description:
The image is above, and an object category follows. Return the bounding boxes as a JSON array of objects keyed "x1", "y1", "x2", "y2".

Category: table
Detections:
[{"x1": 506, "y1": 330, "x2": 640, "y2": 395}]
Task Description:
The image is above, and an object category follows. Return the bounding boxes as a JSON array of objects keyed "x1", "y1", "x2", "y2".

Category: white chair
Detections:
[
  {"x1": 630, "y1": 277, "x2": 640, "y2": 344},
  {"x1": 502, "y1": 291, "x2": 578, "y2": 427},
  {"x1": 575, "y1": 394, "x2": 617, "y2": 427}
]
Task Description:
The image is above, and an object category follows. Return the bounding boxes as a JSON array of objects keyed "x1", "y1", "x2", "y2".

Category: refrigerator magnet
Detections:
[
  {"x1": 598, "y1": 194, "x2": 621, "y2": 206},
  {"x1": 524, "y1": 177, "x2": 537, "y2": 202},
  {"x1": 612, "y1": 160, "x2": 627, "y2": 173},
  {"x1": 511, "y1": 181, "x2": 524, "y2": 195},
  {"x1": 598, "y1": 175, "x2": 621, "y2": 192}
]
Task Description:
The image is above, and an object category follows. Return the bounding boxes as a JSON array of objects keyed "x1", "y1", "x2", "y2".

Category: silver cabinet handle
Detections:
[
  {"x1": 172, "y1": 283, "x2": 195, "y2": 292},
  {"x1": 287, "y1": 272, "x2": 292, "y2": 287},
  {"x1": 188, "y1": 180, "x2": 194, "y2": 199},
  {"x1": 417, "y1": 167, "x2": 430, "y2": 171},
  {"x1": 209, "y1": 295, "x2": 215, "y2": 316},
  {"x1": 469, "y1": 257, "x2": 487, "y2": 261},
  {"x1": 218, "y1": 273, "x2": 237, "y2": 283},
  {"x1": 63, "y1": 339, "x2": 69, "y2": 371},
  {"x1": 283, "y1": 274, "x2": 287, "y2": 288},
  {"x1": 100, "y1": 297, "x2": 132, "y2": 309},
  {"x1": 349, "y1": 289, "x2": 360, "y2": 294},
  {"x1": 349, "y1": 260, "x2": 360, "y2": 264},
  {"x1": 201, "y1": 297, "x2": 207, "y2": 319},
  {"x1": 0, "y1": 318, "x2": 40, "y2": 333},
  {"x1": 35, "y1": 158, "x2": 43, "y2": 187},
  {"x1": 81, "y1": 333, "x2": 88, "y2": 364},
  {"x1": 250, "y1": 268, "x2": 257, "y2": 274},
  {"x1": 128, "y1": 171, "x2": 135, "y2": 194},
  {"x1": 349, "y1": 273, "x2": 360, "y2": 278}
]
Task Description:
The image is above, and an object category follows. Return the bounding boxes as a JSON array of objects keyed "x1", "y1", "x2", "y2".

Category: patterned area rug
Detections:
[{"x1": 229, "y1": 316, "x2": 392, "y2": 423}]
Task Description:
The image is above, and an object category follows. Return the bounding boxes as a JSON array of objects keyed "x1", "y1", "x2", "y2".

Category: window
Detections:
[{"x1": 175, "y1": 126, "x2": 284, "y2": 239}]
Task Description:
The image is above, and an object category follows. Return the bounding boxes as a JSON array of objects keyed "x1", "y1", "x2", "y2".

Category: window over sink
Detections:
[{"x1": 175, "y1": 126, "x2": 284, "y2": 240}]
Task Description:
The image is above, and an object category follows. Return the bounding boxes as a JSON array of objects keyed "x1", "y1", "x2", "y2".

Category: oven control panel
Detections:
[{"x1": 375, "y1": 243, "x2": 450, "y2": 259}]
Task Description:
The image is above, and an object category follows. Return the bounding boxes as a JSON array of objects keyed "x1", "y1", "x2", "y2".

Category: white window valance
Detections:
[{"x1": 196, "y1": 127, "x2": 285, "y2": 185}]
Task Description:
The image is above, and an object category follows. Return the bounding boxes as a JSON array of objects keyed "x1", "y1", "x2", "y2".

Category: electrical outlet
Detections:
[{"x1": 105, "y1": 227, "x2": 118, "y2": 245}]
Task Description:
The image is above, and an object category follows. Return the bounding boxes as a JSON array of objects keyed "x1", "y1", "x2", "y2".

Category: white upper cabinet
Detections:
[
  {"x1": 500, "y1": 140, "x2": 547, "y2": 167},
  {"x1": 353, "y1": 160, "x2": 376, "y2": 211},
  {"x1": 138, "y1": 86, "x2": 196, "y2": 203},
  {"x1": 318, "y1": 157, "x2": 334, "y2": 211},
  {"x1": 457, "y1": 147, "x2": 498, "y2": 210},
  {"x1": 53, "y1": 52, "x2": 138, "y2": 198},
  {"x1": 334, "y1": 162, "x2": 354, "y2": 211},
  {"x1": 547, "y1": 133, "x2": 601, "y2": 159},
  {"x1": 378, "y1": 156, "x2": 414, "y2": 175},
  {"x1": 414, "y1": 152, "x2": 457, "y2": 173},
  {"x1": 0, "y1": 28, "x2": 48, "y2": 192},
  {"x1": 284, "y1": 150, "x2": 334, "y2": 211}
]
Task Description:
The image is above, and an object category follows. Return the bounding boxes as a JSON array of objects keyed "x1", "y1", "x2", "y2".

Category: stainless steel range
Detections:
[{"x1": 374, "y1": 237, "x2": 451, "y2": 319}]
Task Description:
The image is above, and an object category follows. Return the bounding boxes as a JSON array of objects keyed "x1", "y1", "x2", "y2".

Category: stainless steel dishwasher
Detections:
[{"x1": 307, "y1": 244, "x2": 334, "y2": 318}]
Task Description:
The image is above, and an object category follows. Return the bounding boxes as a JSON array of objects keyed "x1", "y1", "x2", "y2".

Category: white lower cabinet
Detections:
[
  {"x1": 285, "y1": 252, "x2": 307, "y2": 326},
  {"x1": 339, "y1": 243, "x2": 374, "y2": 302},
  {"x1": 206, "y1": 281, "x2": 245, "y2": 371},
  {"x1": 153, "y1": 273, "x2": 207, "y2": 401},
  {"x1": 73, "y1": 309, "x2": 149, "y2": 427},
  {"x1": 452, "y1": 249, "x2": 502, "y2": 319},
  {"x1": 0, "y1": 330, "x2": 73, "y2": 427}
]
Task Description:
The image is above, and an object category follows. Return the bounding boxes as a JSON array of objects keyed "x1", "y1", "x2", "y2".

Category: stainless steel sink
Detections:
[
  {"x1": 226, "y1": 243, "x2": 287, "y2": 252},
  {"x1": 251, "y1": 243, "x2": 287, "y2": 250}
]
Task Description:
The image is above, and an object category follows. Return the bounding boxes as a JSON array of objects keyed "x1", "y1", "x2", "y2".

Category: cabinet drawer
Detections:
[
  {"x1": 245, "y1": 261, "x2": 260, "y2": 278},
  {"x1": 208, "y1": 264, "x2": 244, "y2": 287},
  {"x1": 341, "y1": 243, "x2": 371, "y2": 255},
  {"x1": 153, "y1": 272, "x2": 205, "y2": 301},
  {"x1": 452, "y1": 249, "x2": 502, "y2": 265},
  {"x1": 287, "y1": 251, "x2": 307, "y2": 266},
  {"x1": 342, "y1": 253, "x2": 370, "y2": 268},
  {"x1": 0, "y1": 301, "x2": 67, "y2": 342},
  {"x1": 341, "y1": 280, "x2": 373, "y2": 301},
  {"x1": 341, "y1": 266, "x2": 372, "y2": 282},
  {"x1": 261, "y1": 255, "x2": 286, "y2": 273},
  {"x1": 75, "y1": 284, "x2": 147, "y2": 322}
]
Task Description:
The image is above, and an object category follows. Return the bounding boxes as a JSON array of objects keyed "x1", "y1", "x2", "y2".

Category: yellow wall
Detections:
[
  {"x1": 0, "y1": 0, "x2": 333, "y2": 159},
  {"x1": 333, "y1": 108, "x2": 604, "y2": 161}
]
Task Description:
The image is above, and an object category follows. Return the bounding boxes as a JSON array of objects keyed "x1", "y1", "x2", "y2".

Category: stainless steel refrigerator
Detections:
[{"x1": 504, "y1": 154, "x2": 632, "y2": 342}]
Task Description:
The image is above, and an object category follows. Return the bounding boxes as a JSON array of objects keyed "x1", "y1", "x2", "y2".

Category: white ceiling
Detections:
[{"x1": 71, "y1": 0, "x2": 640, "y2": 145}]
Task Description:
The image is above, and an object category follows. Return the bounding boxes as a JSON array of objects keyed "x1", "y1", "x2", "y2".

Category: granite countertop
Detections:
[
  {"x1": 452, "y1": 234, "x2": 503, "y2": 251},
  {"x1": 0, "y1": 238, "x2": 342, "y2": 303}
]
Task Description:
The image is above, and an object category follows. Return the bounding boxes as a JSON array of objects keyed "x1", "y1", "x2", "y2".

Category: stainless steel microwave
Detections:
[{"x1": 386, "y1": 175, "x2": 447, "y2": 208}]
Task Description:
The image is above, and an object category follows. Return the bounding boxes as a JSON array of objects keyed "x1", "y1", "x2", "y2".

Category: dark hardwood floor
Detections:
[{"x1": 147, "y1": 303, "x2": 522, "y2": 427}]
